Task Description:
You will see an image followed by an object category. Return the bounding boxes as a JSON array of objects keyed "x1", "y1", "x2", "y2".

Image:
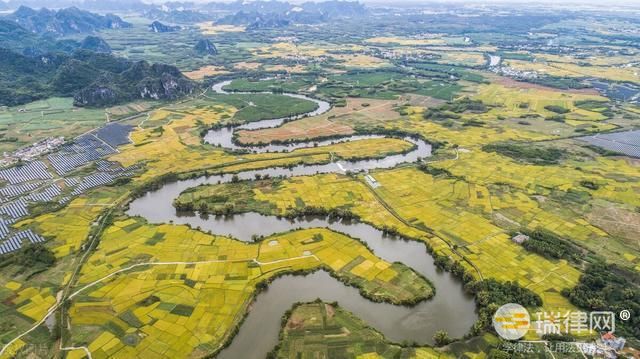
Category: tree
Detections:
[{"x1": 433, "y1": 330, "x2": 451, "y2": 347}]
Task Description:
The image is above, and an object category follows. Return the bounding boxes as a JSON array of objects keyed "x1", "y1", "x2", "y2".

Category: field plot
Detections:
[
  {"x1": 197, "y1": 23, "x2": 245, "y2": 35},
  {"x1": 533, "y1": 53, "x2": 640, "y2": 67},
  {"x1": 182, "y1": 66, "x2": 230, "y2": 80},
  {"x1": 331, "y1": 54, "x2": 391, "y2": 69},
  {"x1": 222, "y1": 78, "x2": 313, "y2": 93},
  {"x1": 365, "y1": 36, "x2": 468, "y2": 46},
  {"x1": 432, "y1": 150, "x2": 640, "y2": 269},
  {"x1": 0, "y1": 98, "x2": 106, "y2": 153},
  {"x1": 235, "y1": 98, "x2": 401, "y2": 145},
  {"x1": 179, "y1": 170, "x2": 586, "y2": 312},
  {"x1": 18, "y1": 186, "x2": 126, "y2": 258},
  {"x1": 111, "y1": 97, "x2": 413, "y2": 180},
  {"x1": 0, "y1": 185, "x2": 129, "y2": 357},
  {"x1": 263, "y1": 64, "x2": 308, "y2": 74},
  {"x1": 473, "y1": 83, "x2": 610, "y2": 122},
  {"x1": 252, "y1": 42, "x2": 328, "y2": 60},
  {"x1": 275, "y1": 301, "x2": 506, "y2": 358},
  {"x1": 433, "y1": 51, "x2": 487, "y2": 67},
  {"x1": 275, "y1": 301, "x2": 450, "y2": 358},
  {"x1": 391, "y1": 108, "x2": 551, "y2": 148},
  {"x1": 205, "y1": 93, "x2": 319, "y2": 124},
  {"x1": 66, "y1": 219, "x2": 432, "y2": 358},
  {"x1": 98, "y1": 23, "x2": 240, "y2": 71},
  {"x1": 236, "y1": 116, "x2": 355, "y2": 144},
  {"x1": 505, "y1": 58, "x2": 640, "y2": 85},
  {"x1": 318, "y1": 71, "x2": 465, "y2": 101}
]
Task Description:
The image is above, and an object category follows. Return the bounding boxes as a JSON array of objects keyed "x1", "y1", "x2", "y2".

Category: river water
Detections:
[{"x1": 126, "y1": 81, "x2": 477, "y2": 358}]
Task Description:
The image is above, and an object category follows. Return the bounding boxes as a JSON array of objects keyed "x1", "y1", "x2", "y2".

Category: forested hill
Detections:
[
  {"x1": 5, "y1": 6, "x2": 131, "y2": 36},
  {"x1": 0, "y1": 48, "x2": 196, "y2": 107}
]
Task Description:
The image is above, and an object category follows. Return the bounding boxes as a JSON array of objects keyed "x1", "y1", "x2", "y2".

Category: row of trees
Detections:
[
  {"x1": 518, "y1": 229, "x2": 582, "y2": 262},
  {"x1": 0, "y1": 242, "x2": 56, "y2": 277}
]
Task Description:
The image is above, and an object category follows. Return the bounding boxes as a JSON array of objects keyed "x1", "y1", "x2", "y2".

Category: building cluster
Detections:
[
  {"x1": 0, "y1": 137, "x2": 65, "y2": 168},
  {"x1": 490, "y1": 65, "x2": 538, "y2": 80},
  {"x1": 368, "y1": 48, "x2": 440, "y2": 62},
  {"x1": 579, "y1": 332, "x2": 628, "y2": 359}
]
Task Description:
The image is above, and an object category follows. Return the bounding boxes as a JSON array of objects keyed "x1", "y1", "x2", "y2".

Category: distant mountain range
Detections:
[
  {"x1": 0, "y1": 48, "x2": 195, "y2": 107},
  {"x1": 142, "y1": 9, "x2": 215, "y2": 24},
  {"x1": 216, "y1": 1, "x2": 367, "y2": 29},
  {"x1": 0, "y1": 18, "x2": 112, "y2": 55},
  {"x1": 217, "y1": 11, "x2": 293, "y2": 29},
  {"x1": 0, "y1": 1, "x2": 368, "y2": 27},
  {"x1": 4, "y1": 6, "x2": 131, "y2": 37},
  {"x1": 0, "y1": 6, "x2": 196, "y2": 107}
]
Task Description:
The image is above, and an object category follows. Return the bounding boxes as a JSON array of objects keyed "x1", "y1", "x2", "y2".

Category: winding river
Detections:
[{"x1": 127, "y1": 81, "x2": 477, "y2": 358}]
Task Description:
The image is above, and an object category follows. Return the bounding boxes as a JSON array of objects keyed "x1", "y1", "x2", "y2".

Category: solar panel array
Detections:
[
  {"x1": 95, "y1": 123, "x2": 133, "y2": 147},
  {"x1": 64, "y1": 177, "x2": 80, "y2": 187},
  {"x1": 96, "y1": 160, "x2": 117, "y2": 171},
  {"x1": 69, "y1": 162, "x2": 137, "y2": 196},
  {"x1": 0, "y1": 218, "x2": 8, "y2": 239},
  {"x1": 0, "y1": 199, "x2": 28, "y2": 220},
  {"x1": 0, "y1": 181, "x2": 42, "y2": 199},
  {"x1": 579, "y1": 130, "x2": 640, "y2": 158},
  {"x1": 26, "y1": 184, "x2": 62, "y2": 203},
  {"x1": 0, "y1": 229, "x2": 46, "y2": 255},
  {"x1": 0, "y1": 161, "x2": 52, "y2": 184},
  {"x1": 0, "y1": 128, "x2": 139, "y2": 256},
  {"x1": 71, "y1": 172, "x2": 116, "y2": 195},
  {"x1": 48, "y1": 134, "x2": 117, "y2": 175}
]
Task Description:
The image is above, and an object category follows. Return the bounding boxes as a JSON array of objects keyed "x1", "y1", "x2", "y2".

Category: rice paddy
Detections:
[
  {"x1": 2, "y1": 8, "x2": 640, "y2": 357},
  {"x1": 274, "y1": 301, "x2": 452, "y2": 358},
  {"x1": 176, "y1": 170, "x2": 585, "y2": 312},
  {"x1": 110, "y1": 98, "x2": 414, "y2": 181},
  {"x1": 65, "y1": 218, "x2": 432, "y2": 358}
]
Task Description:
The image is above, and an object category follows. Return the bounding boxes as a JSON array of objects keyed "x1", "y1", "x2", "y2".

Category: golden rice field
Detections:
[
  {"x1": 432, "y1": 150, "x2": 640, "y2": 269},
  {"x1": 0, "y1": 186, "x2": 131, "y2": 358},
  {"x1": 111, "y1": 100, "x2": 414, "y2": 181},
  {"x1": 196, "y1": 23, "x2": 245, "y2": 35},
  {"x1": 364, "y1": 36, "x2": 465, "y2": 46},
  {"x1": 182, "y1": 66, "x2": 230, "y2": 80},
  {"x1": 65, "y1": 219, "x2": 431, "y2": 358},
  {"x1": 534, "y1": 53, "x2": 640, "y2": 67},
  {"x1": 473, "y1": 83, "x2": 609, "y2": 122},
  {"x1": 400, "y1": 108, "x2": 553, "y2": 147},
  {"x1": 505, "y1": 59, "x2": 640, "y2": 84},
  {"x1": 3, "y1": 9, "x2": 640, "y2": 359},
  {"x1": 241, "y1": 170, "x2": 582, "y2": 312},
  {"x1": 433, "y1": 51, "x2": 487, "y2": 67},
  {"x1": 331, "y1": 54, "x2": 391, "y2": 68},
  {"x1": 236, "y1": 98, "x2": 403, "y2": 145},
  {"x1": 180, "y1": 160, "x2": 621, "y2": 311}
]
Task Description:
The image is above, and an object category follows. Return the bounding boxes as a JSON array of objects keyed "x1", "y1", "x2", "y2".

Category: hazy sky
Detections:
[{"x1": 186, "y1": 0, "x2": 640, "y2": 5}]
